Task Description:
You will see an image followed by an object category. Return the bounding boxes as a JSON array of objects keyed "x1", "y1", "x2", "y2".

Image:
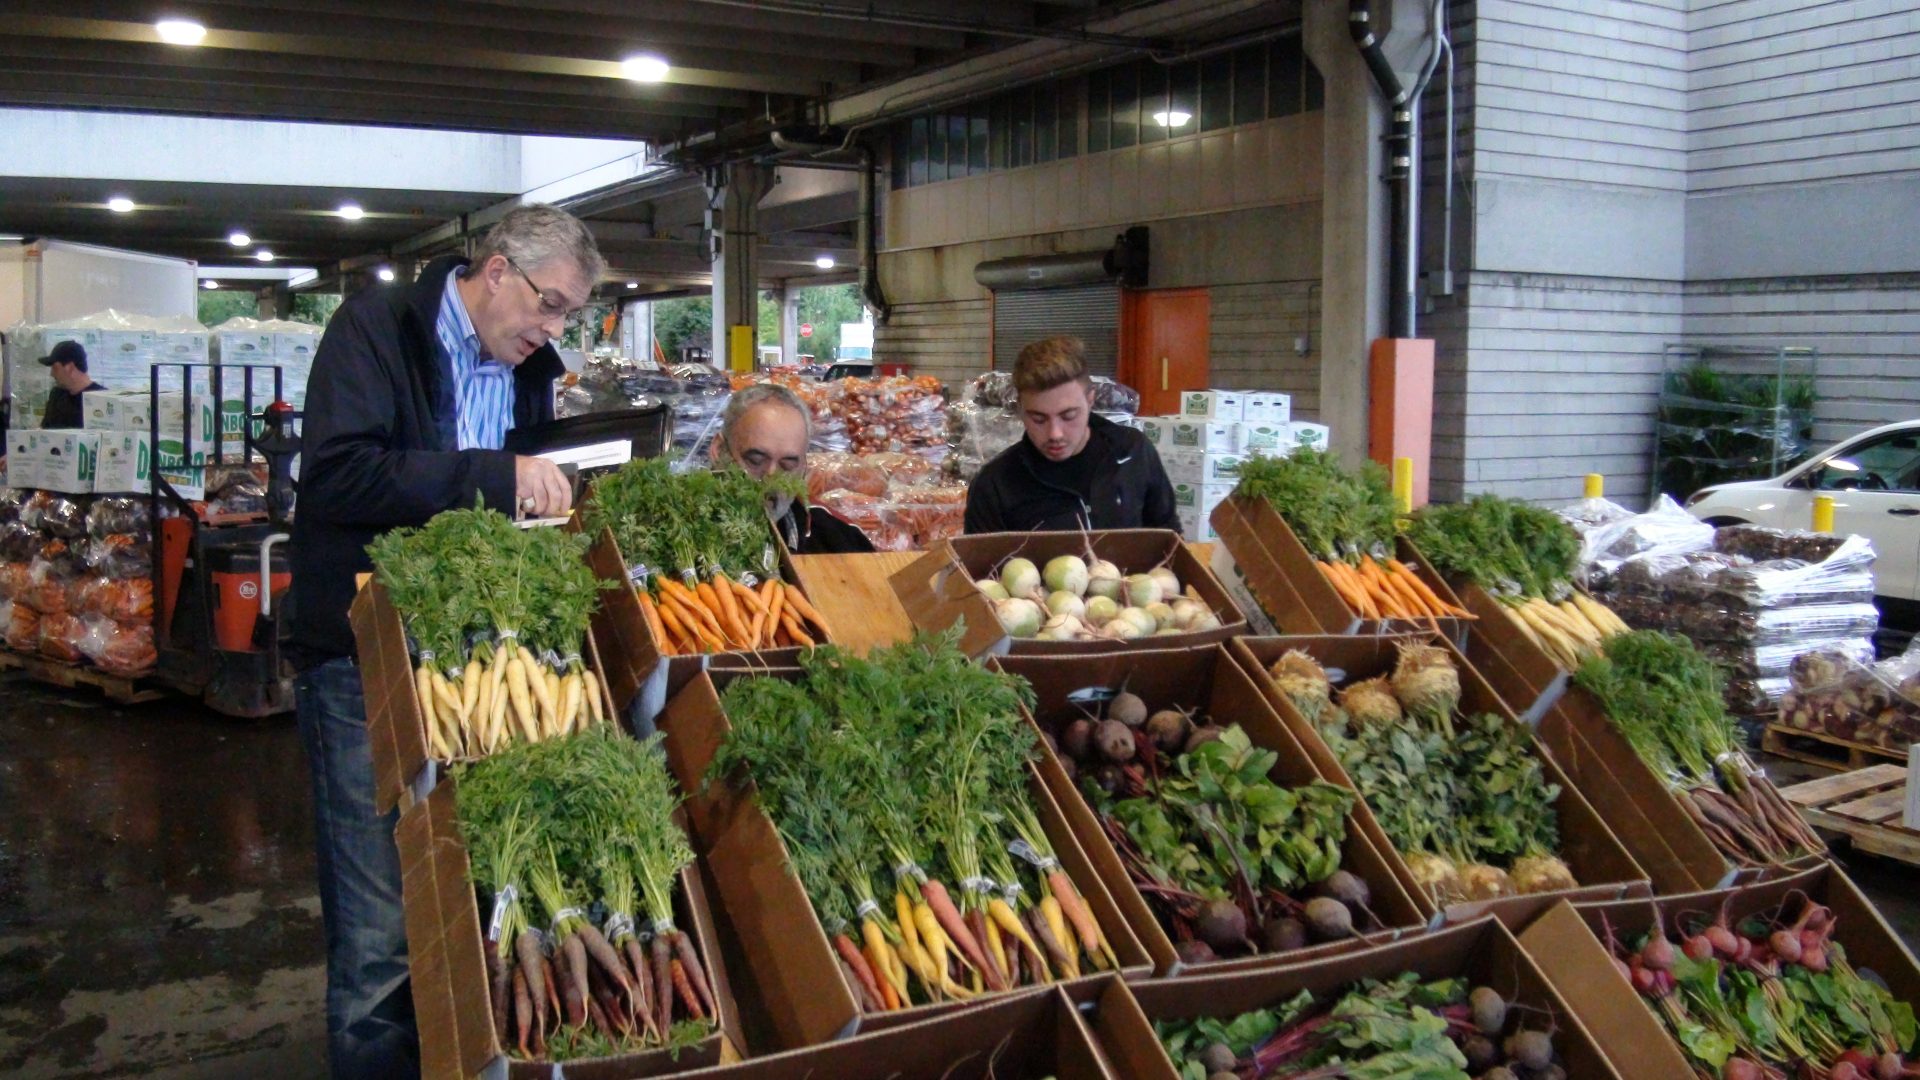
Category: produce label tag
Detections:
[
  {"x1": 854, "y1": 899, "x2": 882, "y2": 920},
  {"x1": 552, "y1": 906, "x2": 585, "y2": 932},
  {"x1": 651, "y1": 917, "x2": 677, "y2": 936},
  {"x1": 739, "y1": 571, "x2": 760, "y2": 588},
  {"x1": 1008, "y1": 839, "x2": 1057, "y2": 871},
  {"x1": 627, "y1": 563, "x2": 652, "y2": 585},
  {"x1": 603, "y1": 912, "x2": 635, "y2": 942},
  {"x1": 486, "y1": 885, "x2": 517, "y2": 943}
]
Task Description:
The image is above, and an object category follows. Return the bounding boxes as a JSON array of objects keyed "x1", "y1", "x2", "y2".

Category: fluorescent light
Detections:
[
  {"x1": 621, "y1": 55, "x2": 670, "y2": 82},
  {"x1": 255, "y1": 249, "x2": 275, "y2": 262},
  {"x1": 155, "y1": 19, "x2": 206, "y2": 45},
  {"x1": 814, "y1": 256, "x2": 837, "y2": 269},
  {"x1": 107, "y1": 196, "x2": 135, "y2": 213},
  {"x1": 337, "y1": 203, "x2": 365, "y2": 221},
  {"x1": 1151, "y1": 110, "x2": 1192, "y2": 127},
  {"x1": 200, "y1": 279, "x2": 220, "y2": 290},
  {"x1": 376, "y1": 266, "x2": 396, "y2": 282},
  {"x1": 227, "y1": 230, "x2": 250, "y2": 247},
  {"x1": 625, "y1": 281, "x2": 639, "y2": 289}
]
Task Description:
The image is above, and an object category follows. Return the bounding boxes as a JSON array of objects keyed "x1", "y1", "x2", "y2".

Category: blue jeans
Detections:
[{"x1": 295, "y1": 657, "x2": 419, "y2": 1080}]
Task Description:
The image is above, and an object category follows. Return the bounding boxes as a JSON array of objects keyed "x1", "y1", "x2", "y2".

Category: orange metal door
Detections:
[{"x1": 1124, "y1": 288, "x2": 1210, "y2": 416}]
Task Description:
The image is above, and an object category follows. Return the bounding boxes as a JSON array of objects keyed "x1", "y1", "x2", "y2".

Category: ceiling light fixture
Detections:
[
  {"x1": 227, "y1": 230, "x2": 250, "y2": 247},
  {"x1": 376, "y1": 266, "x2": 396, "y2": 282},
  {"x1": 621, "y1": 55, "x2": 670, "y2": 82},
  {"x1": 256, "y1": 249, "x2": 275, "y2": 262},
  {"x1": 200, "y1": 279, "x2": 220, "y2": 290},
  {"x1": 107, "y1": 197, "x2": 135, "y2": 213},
  {"x1": 154, "y1": 19, "x2": 206, "y2": 45},
  {"x1": 814, "y1": 256, "x2": 837, "y2": 269},
  {"x1": 337, "y1": 203, "x2": 365, "y2": 221},
  {"x1": 626, "y1": 282, "x2": 639, "y2": 289},
  {"x1": 1151, "y1": 110, "x2": 1193, "y2": 127}
]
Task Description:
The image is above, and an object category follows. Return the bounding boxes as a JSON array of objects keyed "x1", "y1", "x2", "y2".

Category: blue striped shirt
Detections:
[{"x1": 436, "y1": 273, "x2": 515, "y2": 450}]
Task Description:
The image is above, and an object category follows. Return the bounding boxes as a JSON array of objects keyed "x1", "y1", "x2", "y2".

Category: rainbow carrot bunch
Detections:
[
  {"x1": 707, "y1": 633, "x2": 1119, "y2": 1013},
  {"x1": 581, "y1": 458, "x2": 832, "y2": 655}
]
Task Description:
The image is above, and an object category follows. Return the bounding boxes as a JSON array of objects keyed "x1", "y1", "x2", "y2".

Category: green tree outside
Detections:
[{"x1": 646, "y1": 284, "x2": 871, "y2": 366}]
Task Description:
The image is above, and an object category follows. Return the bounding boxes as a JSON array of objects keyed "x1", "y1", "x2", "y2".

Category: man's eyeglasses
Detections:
[{"x1": 507, "y1": 256, "x2": 589, "y2": 331}]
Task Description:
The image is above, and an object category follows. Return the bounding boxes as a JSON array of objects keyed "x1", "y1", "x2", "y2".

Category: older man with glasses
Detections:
[{"x1": 288, "y1": 204, "x2": 603, "y2": 1079}]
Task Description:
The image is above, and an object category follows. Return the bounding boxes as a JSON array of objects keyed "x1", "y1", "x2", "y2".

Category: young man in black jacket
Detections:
[
  {"x1": 711, "y1": 382, "x2": 875, "y2": 554},
  {"x1": 964, "y1": 335, "x2": 1178, "y2": 534},
  {"x1": 288, "y1": 205, "x2": 601, "y2": 1080}
]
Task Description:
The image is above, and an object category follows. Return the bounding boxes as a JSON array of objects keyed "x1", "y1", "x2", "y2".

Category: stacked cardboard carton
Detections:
[{"x1": 1132, "y1": 390, "x2": 1330, "y2": 541}]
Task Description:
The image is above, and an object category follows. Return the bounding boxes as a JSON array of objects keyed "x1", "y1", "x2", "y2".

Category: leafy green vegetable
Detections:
[
  {"x1": 1572, "y1": 630, "x2": 1741, "y2": 788},
  {"x1": 1406, "y1": 495, "x2": 1582, "y2": 600},
  {"x1": 1233, "y1": 448, "x2": 1397, "y2": 562},
  {"x1": 579, "y1": 456, "x2": 802, "y2": 580}
]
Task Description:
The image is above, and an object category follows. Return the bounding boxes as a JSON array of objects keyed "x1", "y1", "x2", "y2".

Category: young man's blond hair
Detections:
[{"x1": 1011, "y1": 336, "x2": 1092, "y2": 395}]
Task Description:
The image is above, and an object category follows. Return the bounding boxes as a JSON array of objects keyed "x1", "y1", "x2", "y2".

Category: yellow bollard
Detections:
[
  {"x1": 1584, "y1": 474, "x2": 1604, "y2": 500},
  {"x1": 1813, "y1": 494, "x2": 1835, "y2": 534},
  {"x1": 1393, "y1": 457, "x2": 1414, "y2": 515}
]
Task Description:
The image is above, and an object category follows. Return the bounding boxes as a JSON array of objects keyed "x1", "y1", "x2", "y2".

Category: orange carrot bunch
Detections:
[
  {"x1": 637, "y1": 573, "x2": 832, "y2": 655},
  {"x1": 1317, "y1": 554, "x2": 1473, "y2": 627}
]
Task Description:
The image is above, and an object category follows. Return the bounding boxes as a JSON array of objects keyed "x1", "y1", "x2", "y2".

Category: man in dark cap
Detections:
[{"x1": 39, "y1": 341, "x2": 106, "y2": 429}]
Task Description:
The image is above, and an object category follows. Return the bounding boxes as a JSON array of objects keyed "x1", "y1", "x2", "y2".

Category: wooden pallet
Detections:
[
  {"x1": 1779, "y1": 764, "x2": 1920, "y2": 866},
  {"x1": 0, "y1": 649, "x2": 168, "y2": 705},
  {"x1": 1763, "y1": 723, "x2": 1908, "y2": 771}
]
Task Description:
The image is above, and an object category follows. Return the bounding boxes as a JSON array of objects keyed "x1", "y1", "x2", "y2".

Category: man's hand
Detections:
[{"x1": 514, "y1": 456, "x2": 573, "y2": 518}]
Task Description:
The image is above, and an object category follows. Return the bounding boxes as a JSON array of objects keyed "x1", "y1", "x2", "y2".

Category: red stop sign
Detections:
[{"x1": 799, "y1": 323, "x2": 813, "y2": 337}]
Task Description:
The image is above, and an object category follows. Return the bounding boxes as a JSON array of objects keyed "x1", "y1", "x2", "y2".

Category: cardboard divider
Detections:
[
  {"x1": 655, "y1": 667, "x2": 1153, "y2": 1054},
  {"x1": 353, "y1": 576, "x2": 619, "y2": 816},
  {"x1": 1229, "y1": 634, "x2": 1651, "y2": 924},
  {"x1": 394, "y1": 780, "x2": 742, "y2": 1080},
  {"x1": 888, "y1": 529, "x2": 1247, "y2": 657},
  {"x1": 1119, "y1": 917, "x2": 1626, "y2": 1080},
  {"x1": 667, "y1": 986, "x2": 1121, "y2": 1079},
  {"x1": 584, "y1": 526, "x2": 820, "y2": 725},
  {"x1": 1519, "y1": 861, "x2": 1920, "y2": 1080},
  {"x1": 1208, "y1": 494, "x2": 1467, "y2": 639},
  {"x1": 989, "y1": 644, "x2": 1429, "y2": 976}
]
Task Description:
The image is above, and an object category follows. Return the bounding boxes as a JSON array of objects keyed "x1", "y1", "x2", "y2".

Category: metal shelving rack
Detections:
[{"x1": 1652, "y1": 344, "x2": 1818, "y2": 501}]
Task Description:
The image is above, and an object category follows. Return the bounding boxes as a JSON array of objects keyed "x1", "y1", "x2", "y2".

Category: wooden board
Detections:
[
  {"x1": 1764, "y1": 723, "x2": 1908, "y2": 771},
  {"x1": 0, "y1": 649, "x2": 167, "y2": 705},
  {"x1": 787, "y1": 551, "x2": 924, "y2": 656},
  {"x1": 1779, "y1": 765, "x2": 1920, "y2": 866}
]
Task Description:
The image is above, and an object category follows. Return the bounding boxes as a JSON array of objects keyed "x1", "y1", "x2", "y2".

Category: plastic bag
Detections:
[
  {"x1": 0, "y1": 561, "x2": 26, "y2": 601},
  {"x1": 1606, "y1": 597, "x2": 1879, "y2": 647},
  {"x1": 945, "y1": 401, "x2": 1026, "y2": 483},
  {"x1": 38, "y1": 611, "x2": 85, "y2": 663},
  {"x1": 1703, "y1": 637, "x2": 1873, "y2": 684},
  {"x1": 5, "y1": 601, "x2": 37, "y2": 652},
  {"x1": 1712, "y1": 524, "x2": 1853, "y2": 565},
  {"x1": 23, "y1": 554, "x2": 73, "y2": 613},
  {"x1": 38, "y1": 494, "x2": 88, "y2": 540},
  {"x1": 1574, "y1": 494, "x2": 1716, "y2": 587},
  {"x1": 0, "y1": 523, "x2": 34, "y2": 563},
  {"x1": 966, "y1": 372, "x2": 1141, "y2": 413},
  {"x1": 830, "y1": 376, "x2": 948, "y2": 461},
  {"x1": 882, "y1": 484, "x2": 968, "y2": 550},
  {"x1": 1598, "y1": 537, "x2": 1878, "y2": 611},
  {"x1": 0, "y1": 488, "x2": 25, "y2": 525},
  {"x1": 864, "y1": 451, "x2": 939, "y2": 489},
  {"x1": 813, "y1": 489, "x2": 909, "y2": 550},
  {"x1": 79, "y1": 615, "x2": 156, "y2": 677},
  {"x1": 805, "y1": 453, "x2": 889, "y2": 501},
  {"x1": 1779, "y1": 646, "x2": 1920, "y2": 750},
  {"x1": 87, "y1": 497, "x2": 152, "y2": 539},
  {"x1": 17, "y1": 491, "x2": 54, "y2": 531},
  {"x1": 83, "y1": 534, "x2": 152, "y2": 580},
  {"x1": 73, "y1": 576, "x2": 152, "y2": 622}
]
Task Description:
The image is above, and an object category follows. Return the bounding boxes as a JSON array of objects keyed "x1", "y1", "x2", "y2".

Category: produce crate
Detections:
[
  {"x1": 1518, "y1": 861, "x2": 1919, "y2": 1080},
  {"x1": 352, "y1": 576, "x2": 619, "y2": 815},
  {"x1": 655, "y1": 667, "x2": 1154, "y2": 1053},
  {"x1": 1118, "y1": 916, "x2": 1625, "y2": 1080},
  {"x1": 889, "y1": 528, "x2": 1245, "y2": 658},
  {"x1": 990, "y1": 644, "x2": 1430, "y2": 976},
  {"x1": 1455, "y1": 580, "x2": 1572, "y2": 701},
  {"x1": 1535, "y1": 687, "x2": 1821, "y2": 894},
  {"x1": 1207, "y1": 493, "x2": 1466, "y2": 638},
  {"x1": 1231, "y1": 634, "x2": 1650, "y2": 924},
  {"x1": 668, "y1": 984, "x2": 1124, "y2": 1079},
  {"x1": 582, "y1": 526, "x2": 820, "y2": 728},
  {"x1": 395, "y1": 777, "x2": 742, "y2": 1080}
]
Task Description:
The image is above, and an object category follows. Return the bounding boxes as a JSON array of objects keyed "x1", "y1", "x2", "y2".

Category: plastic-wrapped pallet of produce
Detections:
[
  {"x1": 1779, "y1": 644, "x2": 1920, "y2": 751},
  {"x1": 963, "y1": 370, "x2": 1141, "y2": 413},
  {"x1": 1562, "y1": 494, "x2": 1715, "y2": 589}
]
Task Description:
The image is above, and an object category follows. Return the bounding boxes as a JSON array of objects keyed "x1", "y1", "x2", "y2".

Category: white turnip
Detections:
[
  {"x1": 975, "y1": 578, "x2": 1009, "y2": 601},
  {"x1": 1043, "y1": 554, "x2": 1090, "y2": 597},
  {"x1": 993, "y1": 597, "x2": 1043, "y2": 637},
  {"x1": 1145, "y1": 601, "x2": 1176, "y2": 631},
  {"x1": 1086, "y1": 560, "x2": 1124, "y2": 601},
  {"x1": 1046, "y1": 591, "x2": 1086, "y2": 620},
  {"x1": 1083, "y1": 595, "x2": 1120, "y2": 627},
  {"x1": 1148, "y1": 566, "x2": 1181, "y2": 600},
  {"x1": 1114, "y1": 606, "x2": 1157, "y2": 637},
  {"x1": 999, "y1": 557, "x2": 1041, "y2": 599},
  {"x1": 1124, "y1": 573, "x2": 1162, "y2": 608}
]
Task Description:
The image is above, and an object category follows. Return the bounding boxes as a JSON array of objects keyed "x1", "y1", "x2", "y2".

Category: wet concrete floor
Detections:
[{"x1": 0, "y1": 671, "x2": 1918, "y2": 1077}]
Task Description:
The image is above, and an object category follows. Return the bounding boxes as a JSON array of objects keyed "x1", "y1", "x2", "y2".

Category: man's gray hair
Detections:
[
  {"x1": 722, "y1": 382, "x2": 813, "y2": 444},
  {"x1": 470, "y1": 204, "x2": 606, "y2": 289}
]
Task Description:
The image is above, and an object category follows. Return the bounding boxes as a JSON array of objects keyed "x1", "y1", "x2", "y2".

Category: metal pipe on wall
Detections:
[{"x1": 1347, "y1": 0, "x2": 1445, "y2": 339}]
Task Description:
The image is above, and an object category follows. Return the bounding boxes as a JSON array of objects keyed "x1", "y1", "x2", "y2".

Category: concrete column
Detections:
[
  {"x1": 256, "y1": 284, "x2": 293, "y2": 320},
  {"x1": 778, "y1": 285, "x2": 800, "y2": 364},
  {"x1": 1303, "y1": 0, "x2": 1389, "y2": 462},
  {"x1": 706, "y1": 163, "x2": 775, "y2": 372}
]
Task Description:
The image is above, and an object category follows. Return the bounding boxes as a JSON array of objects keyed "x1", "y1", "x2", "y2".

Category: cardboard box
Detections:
[
  {"x1": 1178, "y1": 389, "x2": 1244, "y2": 422},
  {"x1": 1519, "y1": 863, "x2": 1920, "y2": 1080},
  {"x1": 1208, "y1": 494, "x2": 1468, "y2": 636},
  {"x1": 578, "y1": 525, "x2": 820, "y2": 727},
  {"x1": 274, "y1": 330, "x2": 320, "y2": 364},
  {"x1": 351, "y1": 576, "x2": 619, "y2": 815},
  {"x1": 1235, "y1": 421, "x2": 1289, "y2": 453},
  {"x1": 1155, "y1": 446, "x2": 1201, "y2": 480},
  {"x1": 1286, "y1": 421, "x2": 1330, "y2": 450},
  {"x1": 991, "y1": 645, "x2": 1430, "y2": 976},
  {"x1": 151, "y1": 329, "x2": 210, "y2": 365},
  {"x1": 215, "y1": 330, "x2": 276, "y2": 363},
  {"x1": 394, "y1": 779, "x2": 742, "y2": 1079},
  {"x1": 1196, "y1": 452, "x2": 1246, "y2": 485},
  {"x1": 669, "y1": 985, "x2": 1120, "y2": 1079},
  {"x1": 1169, "y1": 481, "x2": 1233, "y2": 513},
  {"x1": 93, "y1": 431, "x2": 153, "y2": 493},
  {"x1": 1242, "y1": 391, "x2": 1292, "y2": 425},
  {"x1": 29, "y1": 430, "x2": 97, "y2": 493},
  {"x1": 1231, "y1": 633, "x2": 1651, "y2": 923},
  {"x1": 1133, "y1": 416, "x2": 1169, "y2": 447},
  {"x1": 889, "y1": 529, "x2": 1247, "y2": 659},
  {"x1": 1121, "y1": 917, "x2": 1625, "y2": 1080},
  {"x1": 7, "y1": 431, "x2": 42, "y2": 490},
  {"x1": 655, "y1": 668, "x2": 1152, "y2": 1052},
  {"x1": 1164, "y1": 420, "x2": 1235, "y2": 454}
]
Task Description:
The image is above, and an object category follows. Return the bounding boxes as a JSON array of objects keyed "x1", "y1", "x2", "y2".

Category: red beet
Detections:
[
  {"x1": 1643, "y1": 935, "x2": 1676, "y2": 972},
  {"x1": 1683, "y1": 935, "x2": 1715, "y2": 961}
]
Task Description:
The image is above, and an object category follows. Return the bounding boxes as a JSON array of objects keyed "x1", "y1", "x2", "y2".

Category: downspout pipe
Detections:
[
  {"x1": 1348, "y1": 0, "x2": 1440, "y2": 340},
  {"x1": 857, "y1": 142, "x2": 892, "y2": 323}
]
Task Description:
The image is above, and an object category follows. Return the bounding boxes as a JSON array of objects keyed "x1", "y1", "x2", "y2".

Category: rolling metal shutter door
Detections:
[{"x1": 991, "y1": 284, "x2": 1119, "y2": 377}]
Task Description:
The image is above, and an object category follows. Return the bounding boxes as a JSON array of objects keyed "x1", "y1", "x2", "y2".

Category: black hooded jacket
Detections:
[
  {"x1": 289, "y1": 256, "x2": 563, "y2": 666},
  {"x1": 963, "y1": 413, "x2": 1179, "y2": 534}
]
